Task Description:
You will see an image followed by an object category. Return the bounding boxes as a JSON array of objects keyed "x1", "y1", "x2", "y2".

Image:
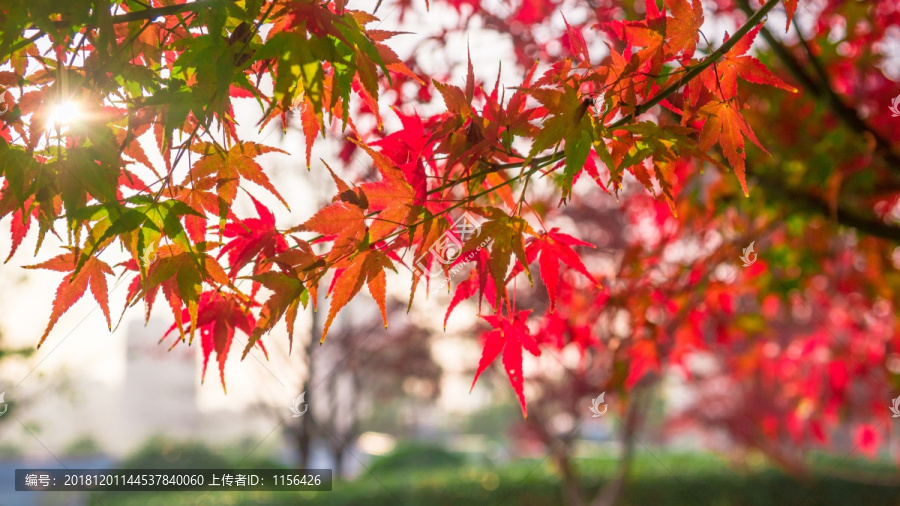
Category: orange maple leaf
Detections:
[
  {"x1": 322, "y1": 249, "x2": 395, "y2": 343},
  {"x1": 665, "y1": 0, "x2": 704, "y2": 61},
  {"x1": 701, "y1": 26, "x2": 797, "y2": 99},
  {"x1": 698, "y1": 99, "x2": 768, "y2": 196},
  {"x1": 27, "y1": 253, "x2": 114, "y2": 348},
  {"x1": 189, "y1": 142, "x2": 289, "y2": 208}
]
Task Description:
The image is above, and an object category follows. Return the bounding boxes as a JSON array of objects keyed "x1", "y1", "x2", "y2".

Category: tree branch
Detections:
[
  {"x1": 65, "y1": 0, "x2": 227, "y2": 28},
  {"x1": 736, "y1": 0, "x2": 900, "y2": 172},
  {"x1": 422, "y1": 0, "x2": 783, "y2": 208},
  {"x1": 5, "y1": 1, "x2": 230, "y2": 59},
  {"x1": 493, "y1": 0, "x2": 782, "y2": 173},
  {"x1": 752, "y1": 174, "x2": 900, "y2": 242}
]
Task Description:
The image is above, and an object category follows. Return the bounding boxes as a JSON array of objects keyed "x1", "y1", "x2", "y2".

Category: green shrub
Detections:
[
  {"x1": 91, "y1": 452, "x2": 900, "y2": 506},
  {"x1": 366, "y1": 442, "x2": 465, "y2": 476},
  {"x1": 117, "y1": 436, "x2": 231, "y2": 469}
]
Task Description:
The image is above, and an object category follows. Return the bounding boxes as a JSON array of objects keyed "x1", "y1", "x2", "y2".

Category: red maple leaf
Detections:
[
  {"x1": 508, "y1": 228, "x2": 598, "y2": 311},
  {"x1": 783, "y1": 0, "x2": 798, "y2": 32},
  {"x1": 471, "y1": 310, "x2": 542, "y2": 417},
  {"x1": 219, "y1": 195, "x2": 289, "y2": 290},
  {"x1": 854, "y1": 423, "x2": 879, "y2": 458},
  {"x1": 164, "y1": 291, "x2": 261, "y2": 392}
]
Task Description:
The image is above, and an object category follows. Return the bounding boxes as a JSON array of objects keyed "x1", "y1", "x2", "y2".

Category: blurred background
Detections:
[{"x1": 3, "y1": 0, "x2": 900, "y2": 505}]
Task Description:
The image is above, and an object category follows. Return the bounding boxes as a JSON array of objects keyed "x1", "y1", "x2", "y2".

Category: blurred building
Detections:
[
  {"x1": 119, "y1": 318, "x2": 199, "y2": 447},
  {"x1": 9, "y1": 317, "x2": 273, "y2": 459}
]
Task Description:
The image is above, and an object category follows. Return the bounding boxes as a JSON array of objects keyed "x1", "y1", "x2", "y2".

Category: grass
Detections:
[{"x1": 83, "y1": 451, "x2": 900, "y2": 506}]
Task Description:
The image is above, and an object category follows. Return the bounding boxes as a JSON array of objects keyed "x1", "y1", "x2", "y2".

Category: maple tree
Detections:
[
  {"x1": 3, "y1": 0, "x2": 900, "y2": 498},
  {"x1": 287, "y1": 296, "x2": 441, "y2": 477}
]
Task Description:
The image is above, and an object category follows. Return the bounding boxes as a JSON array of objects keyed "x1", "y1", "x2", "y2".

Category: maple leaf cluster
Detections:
[{"x1": 0, "y1": 0, "x2": 795, "y2": 405}]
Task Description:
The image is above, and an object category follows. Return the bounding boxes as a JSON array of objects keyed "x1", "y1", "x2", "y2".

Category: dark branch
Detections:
[
  {"x1": 753, "y1": 174, "x2": 900, "y2": 242},
  {"x1": 736, "y1": 0, "x2": 900, "y2": 172},
  {"x1": 5, "y1": 1, "x2": 229, "y2": 59}
]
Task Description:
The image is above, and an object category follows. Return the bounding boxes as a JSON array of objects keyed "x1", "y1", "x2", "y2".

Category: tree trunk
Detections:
[
  {"x1": 530, "y1": 411, "x2": 583, "y2": 506},
  {"x1": 556, "y1": 442, "x2": 584, "y2": 506},
  {"x1": 332, "y1": 442, "x2": 345, "y2": 478},
  {"x1": 296, "y1": 292, "x2": 320, "y2": 469},
  {"x1": 590, "y1": 381, "x2": 651, "y2": 506}
]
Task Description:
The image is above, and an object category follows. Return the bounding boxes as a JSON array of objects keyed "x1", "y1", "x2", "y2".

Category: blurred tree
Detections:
[
  {"x1": 63, "y1": 435, "x2": 104, "y2": 457},
  {"x1": 285, "y1": 297, "x2": 441, "y2": 477},
  {"x1": 0, "y1": 331, "x2": 33, "y2": 425}
]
